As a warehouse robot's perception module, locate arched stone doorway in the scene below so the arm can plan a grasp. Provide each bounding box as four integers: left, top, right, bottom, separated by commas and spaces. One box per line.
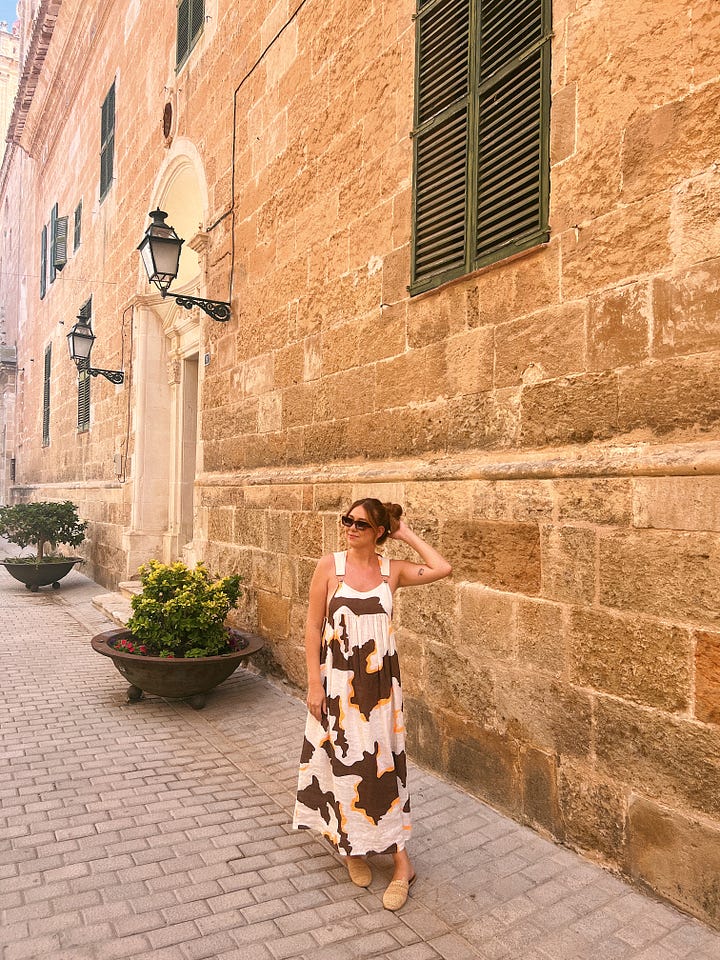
124, 143, 210, 576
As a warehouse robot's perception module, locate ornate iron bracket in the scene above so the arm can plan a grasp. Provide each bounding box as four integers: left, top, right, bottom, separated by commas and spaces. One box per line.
166, 293, 231, 322
77, 360, 125, 384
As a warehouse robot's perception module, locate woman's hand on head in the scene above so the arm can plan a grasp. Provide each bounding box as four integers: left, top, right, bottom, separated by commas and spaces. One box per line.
306, 682, 327, 723
388, 519, 409, 541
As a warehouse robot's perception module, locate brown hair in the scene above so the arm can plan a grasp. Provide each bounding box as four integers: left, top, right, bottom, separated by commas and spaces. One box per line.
346, 498, 403, 545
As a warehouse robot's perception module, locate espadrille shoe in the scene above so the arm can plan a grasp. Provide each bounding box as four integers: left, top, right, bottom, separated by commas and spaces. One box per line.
346, 857, 372, 887
382, 874, 416, 911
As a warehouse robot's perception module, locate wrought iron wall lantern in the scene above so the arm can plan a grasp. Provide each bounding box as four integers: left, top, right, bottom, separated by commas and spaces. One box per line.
137, 209, 231, 322
66, 309, 125, 384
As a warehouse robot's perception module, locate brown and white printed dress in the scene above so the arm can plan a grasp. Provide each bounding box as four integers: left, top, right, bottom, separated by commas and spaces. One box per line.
293, 551, 411, 856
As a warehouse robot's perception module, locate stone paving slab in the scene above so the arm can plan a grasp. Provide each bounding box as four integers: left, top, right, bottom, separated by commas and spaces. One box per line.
1, 559, 720, 960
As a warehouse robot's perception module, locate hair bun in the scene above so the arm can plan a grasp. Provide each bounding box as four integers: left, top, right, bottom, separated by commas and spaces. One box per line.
382, 501, 403, 533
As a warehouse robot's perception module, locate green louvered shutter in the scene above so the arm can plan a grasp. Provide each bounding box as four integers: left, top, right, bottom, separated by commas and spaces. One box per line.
474, 0, 551, 265
100, 83, 115, 200
54, 215, 68, 272
42, 344, 51, 447
77, 368, 90, 432
177, 0, 203, 69
49, 204, 57, 284
176, 0, 190, 67
40, 226, 47, 299
74, 201, 82, 251
411, 0, 551, 294
411, 0, 471, 292
191, 0, 204, 47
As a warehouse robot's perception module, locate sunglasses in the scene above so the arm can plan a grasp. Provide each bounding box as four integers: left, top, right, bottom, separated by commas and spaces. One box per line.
340, 514, 374, 531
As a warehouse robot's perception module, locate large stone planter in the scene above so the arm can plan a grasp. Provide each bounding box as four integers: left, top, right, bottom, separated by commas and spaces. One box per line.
1, 557, 83, 591
91, 627, 264, 709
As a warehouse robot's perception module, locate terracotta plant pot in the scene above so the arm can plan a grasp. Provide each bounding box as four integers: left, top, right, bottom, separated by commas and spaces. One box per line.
91, 627, 264, 709
1, 558, 83, 591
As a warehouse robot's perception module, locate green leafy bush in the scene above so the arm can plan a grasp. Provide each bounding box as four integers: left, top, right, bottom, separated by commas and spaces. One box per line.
127, 560, 242, 659
0, 501, 87, 561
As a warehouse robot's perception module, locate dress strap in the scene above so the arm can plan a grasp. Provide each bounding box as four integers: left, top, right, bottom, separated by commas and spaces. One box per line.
379, 555, 391, 582
333, 551, 346, 581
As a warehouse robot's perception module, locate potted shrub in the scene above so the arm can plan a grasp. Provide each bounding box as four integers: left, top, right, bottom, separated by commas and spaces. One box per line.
0, 500, 87, 591
91, 559, 263, 709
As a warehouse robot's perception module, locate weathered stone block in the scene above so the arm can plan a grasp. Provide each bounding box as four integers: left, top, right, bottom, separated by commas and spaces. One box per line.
541, 525, 596, 605
561, 194, 671, 300
442, 519, 541, 594
696, 632, 720, 725
405, 697, 444, 771
595, 696, 720, 819
617, 354, 720, 437
555, 477, 632, 526
476, 241, 561, 327
443, 713, 521, 816
516, 597, 565, 676
495, 669, 593, 759
521, 747, 563, 837
445, 389, 521, 452
622, 82, 720, 203
395, 580, 456, 646
289, 511, 323, 558
252, 549, 281, 592
587, 282, 651, 371
233, 505, 268, 550
550, 82, 576, 164
444, 328, 494, 397
406, 283, 469, 348
652, 258, 720, 359
322, 311, 406, 376
520, 373, 618, 447
375, 344, 446, 409
494, 302, 586, 389
314, 367, 374, 422
558, 760, 627, 863
628, 796, 720, 928
458, 585, 515, 661
569, 607, 691, 712
598, 529, 720, 628
257, 590, 290, 639
633, 476, 720, 533
423, 640, 495, 725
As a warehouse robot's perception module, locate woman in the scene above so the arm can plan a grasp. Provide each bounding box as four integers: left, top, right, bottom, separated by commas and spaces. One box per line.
293, 498, 452, 910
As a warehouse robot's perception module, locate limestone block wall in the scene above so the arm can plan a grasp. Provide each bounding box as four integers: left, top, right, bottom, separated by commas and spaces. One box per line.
195, 0, 720, 926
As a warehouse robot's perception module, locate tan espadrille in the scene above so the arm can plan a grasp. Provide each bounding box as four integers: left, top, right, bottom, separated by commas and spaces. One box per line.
346, 857, 372, 887
382, 874, 416, 910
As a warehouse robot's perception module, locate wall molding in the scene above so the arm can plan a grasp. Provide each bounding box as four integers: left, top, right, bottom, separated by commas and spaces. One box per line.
197, 439, 720, 488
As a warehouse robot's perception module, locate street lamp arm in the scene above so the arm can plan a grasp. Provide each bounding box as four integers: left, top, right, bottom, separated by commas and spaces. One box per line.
165, 293, 231, 323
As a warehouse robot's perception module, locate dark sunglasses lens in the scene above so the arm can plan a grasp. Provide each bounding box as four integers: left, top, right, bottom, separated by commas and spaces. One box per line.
341, 515, 371, 530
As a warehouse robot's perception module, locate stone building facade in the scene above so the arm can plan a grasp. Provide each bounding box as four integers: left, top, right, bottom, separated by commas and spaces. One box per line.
1, 0, 719, 926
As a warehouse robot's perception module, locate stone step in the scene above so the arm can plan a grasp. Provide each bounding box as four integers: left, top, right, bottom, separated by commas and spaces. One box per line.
118, 580, 142, 600
92, 592, 133, 627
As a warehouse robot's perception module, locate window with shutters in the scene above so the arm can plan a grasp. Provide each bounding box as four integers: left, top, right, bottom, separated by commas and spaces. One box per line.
77, 367, 91, 433
411, 0, 552, 295
74, 200, 82, 251
176, 0, 204, 70
42, 344, 51, 447
40, 225, 47, 299
100, 82, 116, 200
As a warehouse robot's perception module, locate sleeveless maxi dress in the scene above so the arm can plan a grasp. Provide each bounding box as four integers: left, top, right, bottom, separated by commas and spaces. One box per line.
293, 551, 411, 856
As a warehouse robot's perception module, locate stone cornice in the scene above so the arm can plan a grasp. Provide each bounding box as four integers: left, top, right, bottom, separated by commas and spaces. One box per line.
5, 0, 62, 150
196, 439, 720, 488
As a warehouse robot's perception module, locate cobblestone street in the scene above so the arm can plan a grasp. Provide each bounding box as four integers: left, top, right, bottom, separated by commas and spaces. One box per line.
2, 558, 720, 960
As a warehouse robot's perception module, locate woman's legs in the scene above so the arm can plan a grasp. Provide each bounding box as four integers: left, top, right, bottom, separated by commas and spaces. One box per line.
391, 847, 415, 881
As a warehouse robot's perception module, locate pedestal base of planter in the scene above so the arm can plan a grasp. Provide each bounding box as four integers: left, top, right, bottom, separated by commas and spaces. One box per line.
91, 627, 264, 708
2, 558, 83, 590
